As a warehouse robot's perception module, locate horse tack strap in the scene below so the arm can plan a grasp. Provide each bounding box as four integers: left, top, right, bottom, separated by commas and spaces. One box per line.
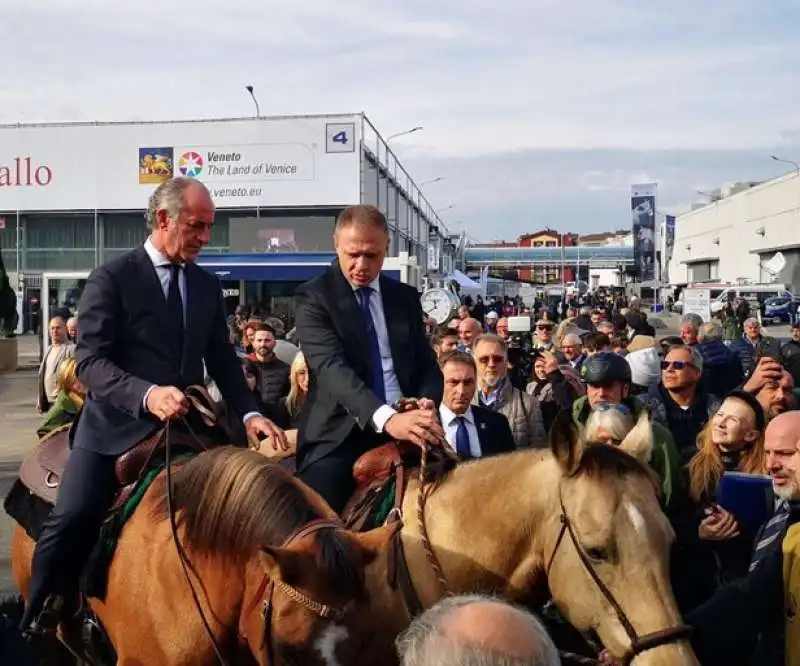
387, 528, 424, 618
284, 519, 341, 545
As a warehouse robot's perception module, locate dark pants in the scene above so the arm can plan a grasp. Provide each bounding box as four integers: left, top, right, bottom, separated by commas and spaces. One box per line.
296, 447, 364, 515
22, 447, 118, 627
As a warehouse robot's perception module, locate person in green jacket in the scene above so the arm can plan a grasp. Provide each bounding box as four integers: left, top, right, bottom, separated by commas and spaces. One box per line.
37, 355, 84, 439
570, 352, 683, 507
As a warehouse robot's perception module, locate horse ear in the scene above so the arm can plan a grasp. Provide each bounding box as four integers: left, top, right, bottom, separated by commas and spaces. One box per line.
549, 409, 584, 474
259, 546, 303, 583
351, 524, 402, 566
618, 409, 654, 463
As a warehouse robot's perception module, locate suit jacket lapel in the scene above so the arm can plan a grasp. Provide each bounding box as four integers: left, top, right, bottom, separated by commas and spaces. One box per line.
182, 264, 203, 372
472, 408, 488, 456
134, 245, 181, 364
329, 261, 369, 353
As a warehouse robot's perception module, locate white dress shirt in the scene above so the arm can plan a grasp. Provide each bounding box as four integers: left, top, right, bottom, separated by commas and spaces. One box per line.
142, 238, 258, 423
351, 277, 403, 432
439, 403, 482, 458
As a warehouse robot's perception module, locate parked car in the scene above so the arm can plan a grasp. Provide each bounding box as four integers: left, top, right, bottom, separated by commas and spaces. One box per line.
763, 295, 799, 324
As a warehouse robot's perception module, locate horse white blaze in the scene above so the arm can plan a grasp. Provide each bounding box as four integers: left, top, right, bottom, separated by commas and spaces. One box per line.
624, 501, 646, 535
314, 624, 348, 666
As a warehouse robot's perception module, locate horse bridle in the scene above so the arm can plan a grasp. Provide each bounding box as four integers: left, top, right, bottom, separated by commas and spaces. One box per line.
247, 520, 349, 666
545, 484, 692, 665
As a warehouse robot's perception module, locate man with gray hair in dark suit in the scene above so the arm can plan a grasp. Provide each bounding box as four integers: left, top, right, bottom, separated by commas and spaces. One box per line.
396, 594, 560, 666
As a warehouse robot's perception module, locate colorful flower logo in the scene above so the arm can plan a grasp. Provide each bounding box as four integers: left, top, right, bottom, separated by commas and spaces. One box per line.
178, 151, 203, 177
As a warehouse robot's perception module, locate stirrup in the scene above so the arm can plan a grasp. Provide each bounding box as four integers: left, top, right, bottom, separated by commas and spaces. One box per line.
22, 595, 63, 639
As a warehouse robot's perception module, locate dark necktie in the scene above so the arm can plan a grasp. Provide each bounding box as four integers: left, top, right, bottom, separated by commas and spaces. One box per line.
749, 501, 790, 572
455, 416, 472, 460
357, 287, 386, 402
167, 263, 184, 356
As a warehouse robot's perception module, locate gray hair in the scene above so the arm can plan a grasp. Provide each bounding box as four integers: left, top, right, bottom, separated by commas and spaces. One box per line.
585, 407, 635, 443
396, 594, 559, 666
681, 313, 703, 329
665, 344, 705, 374
475, 333, 508, 355
744, 317, 760, 327
697, 321, 723, 342
596, 321, 614, 334
579, 306, 592, 316
145, 176, 207, 230
561, 333, 582, 347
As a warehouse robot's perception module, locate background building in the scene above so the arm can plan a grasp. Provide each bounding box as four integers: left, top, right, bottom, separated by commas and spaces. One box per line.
667, 172, 800, 290
0, 114, 456, 324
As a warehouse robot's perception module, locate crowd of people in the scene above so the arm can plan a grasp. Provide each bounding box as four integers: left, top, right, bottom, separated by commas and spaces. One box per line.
23, 187, 800, 665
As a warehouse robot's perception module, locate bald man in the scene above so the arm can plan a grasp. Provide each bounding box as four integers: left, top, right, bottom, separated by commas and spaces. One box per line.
457, 318, 482, 354
688, 411, 800, 666
396, 594, 559, 666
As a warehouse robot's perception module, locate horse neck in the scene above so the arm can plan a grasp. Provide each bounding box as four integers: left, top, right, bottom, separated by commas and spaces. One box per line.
400, 450, 560, 606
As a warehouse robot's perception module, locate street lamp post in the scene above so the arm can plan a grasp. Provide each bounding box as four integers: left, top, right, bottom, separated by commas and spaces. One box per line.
420, 177, 443, 187
245, 85, 261, 118
386, 126, 423, 143
770, 155, 800, 173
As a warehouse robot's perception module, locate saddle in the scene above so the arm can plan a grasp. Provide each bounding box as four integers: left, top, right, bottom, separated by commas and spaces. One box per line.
18, 385, 222, 510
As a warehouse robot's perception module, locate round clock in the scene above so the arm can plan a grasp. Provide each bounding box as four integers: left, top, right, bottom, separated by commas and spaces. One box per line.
420, 287, 459, 324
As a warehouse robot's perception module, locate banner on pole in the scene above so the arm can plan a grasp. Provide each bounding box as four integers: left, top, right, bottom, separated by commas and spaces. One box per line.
631, 184, 657, 282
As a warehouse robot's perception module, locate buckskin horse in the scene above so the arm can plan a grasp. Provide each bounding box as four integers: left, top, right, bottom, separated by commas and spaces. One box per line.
10, 441, 396, 665
333, 408, 700, 666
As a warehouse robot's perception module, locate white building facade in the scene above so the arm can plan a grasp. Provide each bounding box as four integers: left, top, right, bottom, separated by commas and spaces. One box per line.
667, 172, 800, 290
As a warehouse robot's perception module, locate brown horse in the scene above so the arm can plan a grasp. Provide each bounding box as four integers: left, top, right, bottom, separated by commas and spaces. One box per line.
336, 410, 700, 665
12, 447, 395, 665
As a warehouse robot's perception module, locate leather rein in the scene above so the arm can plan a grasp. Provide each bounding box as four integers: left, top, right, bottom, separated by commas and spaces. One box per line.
163, 412, 348, 666
545, 483, 692, 665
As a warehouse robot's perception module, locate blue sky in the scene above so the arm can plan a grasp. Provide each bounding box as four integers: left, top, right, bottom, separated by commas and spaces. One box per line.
1, 0, 799, 240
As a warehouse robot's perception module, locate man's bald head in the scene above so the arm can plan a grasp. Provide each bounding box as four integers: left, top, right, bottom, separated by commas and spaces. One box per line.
396, 595, 559, 666
765, 411, 800, 500
458, 318, 482, 349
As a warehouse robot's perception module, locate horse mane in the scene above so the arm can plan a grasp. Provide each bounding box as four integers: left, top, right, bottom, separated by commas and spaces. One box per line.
570, 443, 660, 493
151, 447, 363, 596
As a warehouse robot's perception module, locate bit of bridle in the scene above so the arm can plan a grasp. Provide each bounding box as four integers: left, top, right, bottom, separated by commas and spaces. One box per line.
545, 484, 692, 665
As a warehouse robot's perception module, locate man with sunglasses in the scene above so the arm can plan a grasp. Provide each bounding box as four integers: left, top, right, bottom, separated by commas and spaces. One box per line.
641, 345, 722, 457
472, 333, 547, 449
572, 352, 682, 506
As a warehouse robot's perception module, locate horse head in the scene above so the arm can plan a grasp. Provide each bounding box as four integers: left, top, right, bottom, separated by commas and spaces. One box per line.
546, 410, 698, 665
240, 522, 399, 666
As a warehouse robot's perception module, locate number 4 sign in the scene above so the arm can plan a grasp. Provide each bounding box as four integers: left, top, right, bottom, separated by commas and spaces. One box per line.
326, 122, 356, 153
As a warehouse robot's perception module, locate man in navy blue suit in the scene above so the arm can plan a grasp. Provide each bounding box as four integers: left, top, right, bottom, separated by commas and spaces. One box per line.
21, 177, 286, 634
437, 351, 516, 459
294, 205, 444, 513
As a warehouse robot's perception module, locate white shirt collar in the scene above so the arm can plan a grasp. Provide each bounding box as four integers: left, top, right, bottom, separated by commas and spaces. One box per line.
348, 275, 381, 294
440, 403, 474, 426
144, 237, 184, 268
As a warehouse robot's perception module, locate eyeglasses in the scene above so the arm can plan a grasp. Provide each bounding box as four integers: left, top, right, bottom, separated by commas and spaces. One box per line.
593, 402, 632, 415
477, 354, 505, 365
660, 360, 695, 371
537, 325, 553, 331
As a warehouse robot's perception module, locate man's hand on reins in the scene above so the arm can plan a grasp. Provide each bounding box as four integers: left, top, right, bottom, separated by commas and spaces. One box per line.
146, 386, 190, 421
385, 407, 445, 449
246, 415, 289, 453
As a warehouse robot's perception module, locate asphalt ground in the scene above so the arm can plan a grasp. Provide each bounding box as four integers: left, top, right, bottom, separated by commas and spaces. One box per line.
1, 315, 794, 596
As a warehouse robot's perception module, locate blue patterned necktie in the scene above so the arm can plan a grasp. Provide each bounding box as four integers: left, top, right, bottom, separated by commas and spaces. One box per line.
455, 416, 472, 460
357, 287, 386, 402
749, 500, 790, 571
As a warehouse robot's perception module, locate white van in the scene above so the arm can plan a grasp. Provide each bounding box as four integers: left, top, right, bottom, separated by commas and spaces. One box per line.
712, 284, 792, 308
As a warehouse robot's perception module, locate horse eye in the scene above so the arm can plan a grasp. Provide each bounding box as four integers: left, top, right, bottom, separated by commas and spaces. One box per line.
585, 547, 607, 561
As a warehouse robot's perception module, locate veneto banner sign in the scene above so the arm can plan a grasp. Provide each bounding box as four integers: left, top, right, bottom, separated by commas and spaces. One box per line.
0, 115, 361, 211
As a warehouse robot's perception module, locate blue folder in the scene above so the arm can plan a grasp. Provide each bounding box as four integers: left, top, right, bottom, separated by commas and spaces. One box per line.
715, 471, 773, 533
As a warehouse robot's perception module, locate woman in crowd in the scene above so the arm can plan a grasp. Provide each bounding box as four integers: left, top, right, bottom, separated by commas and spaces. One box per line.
675, 391, 768, 609
270, 351, 309, 430
37, 356, 85, 439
